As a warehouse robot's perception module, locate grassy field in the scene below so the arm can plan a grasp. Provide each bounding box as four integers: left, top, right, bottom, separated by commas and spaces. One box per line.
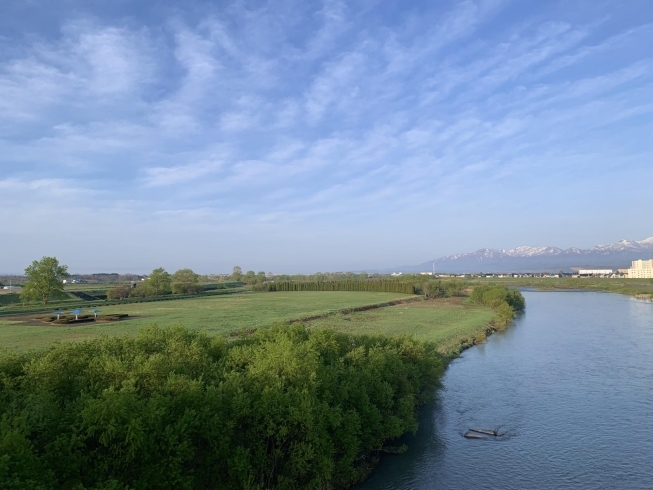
0, 291, 415, 352
304, 297, 495, 355
468, 276, 653, 297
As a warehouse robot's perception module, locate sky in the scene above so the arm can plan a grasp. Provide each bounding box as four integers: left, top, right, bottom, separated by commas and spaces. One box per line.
1, 0, 653, 274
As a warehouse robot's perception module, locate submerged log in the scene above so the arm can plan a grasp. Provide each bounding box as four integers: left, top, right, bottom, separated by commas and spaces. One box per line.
469, 426, 505, 437
464, 431, 485, 439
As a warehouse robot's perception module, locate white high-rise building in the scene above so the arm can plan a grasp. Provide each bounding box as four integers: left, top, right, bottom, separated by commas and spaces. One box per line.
628, 259, 653, 279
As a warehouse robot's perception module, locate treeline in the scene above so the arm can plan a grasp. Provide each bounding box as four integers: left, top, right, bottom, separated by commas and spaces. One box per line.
0, 325, 443, 489
107, 268, 204, 300
262, 279, 416, 294
470, 285, 526, 327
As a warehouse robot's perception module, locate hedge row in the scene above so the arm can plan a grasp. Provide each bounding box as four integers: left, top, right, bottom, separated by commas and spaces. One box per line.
263, 280, 416, 294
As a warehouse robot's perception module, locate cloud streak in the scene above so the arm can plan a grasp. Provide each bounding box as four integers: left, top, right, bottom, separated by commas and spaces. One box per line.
2, 0, 653, 272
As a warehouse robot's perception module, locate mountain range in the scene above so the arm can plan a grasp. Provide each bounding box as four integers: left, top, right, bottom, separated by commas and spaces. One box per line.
400, 237, 653, 273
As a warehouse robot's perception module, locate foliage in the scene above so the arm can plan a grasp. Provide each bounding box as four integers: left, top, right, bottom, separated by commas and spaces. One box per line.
470, 285, 525, 328
0, 325, 443, 489
171, 269, 202, 295
231, 266, 243, 282
20, 257, 69, 305
265, 280, 415, 294
0, 294, 22, 307
106, 284, 133, 300
146, 268, 172, 295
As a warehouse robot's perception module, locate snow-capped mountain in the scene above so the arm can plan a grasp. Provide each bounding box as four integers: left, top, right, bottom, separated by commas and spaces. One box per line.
406, 237, 653, 273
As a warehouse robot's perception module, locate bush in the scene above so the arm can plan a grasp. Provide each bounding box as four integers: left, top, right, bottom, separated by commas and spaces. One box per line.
0, 325, 443, 489
470, 285, 525, 328
170, 283, 203, 295
106, 284, 133, 300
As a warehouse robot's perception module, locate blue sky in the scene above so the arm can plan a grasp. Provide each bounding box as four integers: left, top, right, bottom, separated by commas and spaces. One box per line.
2, 0, 653, 274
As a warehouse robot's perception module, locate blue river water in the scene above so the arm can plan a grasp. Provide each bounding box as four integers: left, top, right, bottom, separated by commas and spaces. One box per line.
357, 291, 653, 490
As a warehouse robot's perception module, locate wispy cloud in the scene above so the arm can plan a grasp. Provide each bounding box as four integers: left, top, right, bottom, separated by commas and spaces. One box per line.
2, 0, 653, 272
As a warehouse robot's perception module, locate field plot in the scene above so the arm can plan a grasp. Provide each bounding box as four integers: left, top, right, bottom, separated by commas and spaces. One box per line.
0, 291, 411, 352
305, 297, 495, 354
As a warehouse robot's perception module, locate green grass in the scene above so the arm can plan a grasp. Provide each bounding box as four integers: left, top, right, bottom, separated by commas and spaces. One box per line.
305, 297, 495, 355
0, 291, 412, 352
469, 277, 653, 297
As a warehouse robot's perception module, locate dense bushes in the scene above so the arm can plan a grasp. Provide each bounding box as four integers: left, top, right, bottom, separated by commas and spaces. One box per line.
0, 325, 443, 489
0, 294, 21, 307
264, 280, 415, 294
470, 285, 525, 327
422, 279, 466, 299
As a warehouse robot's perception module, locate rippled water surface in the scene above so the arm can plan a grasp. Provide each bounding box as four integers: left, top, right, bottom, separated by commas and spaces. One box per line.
357, 291, 653, 490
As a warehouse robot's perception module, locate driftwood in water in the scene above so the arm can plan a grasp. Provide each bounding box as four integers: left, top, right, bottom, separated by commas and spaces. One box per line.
469, 426, 506, 437
464, 431, 485, 439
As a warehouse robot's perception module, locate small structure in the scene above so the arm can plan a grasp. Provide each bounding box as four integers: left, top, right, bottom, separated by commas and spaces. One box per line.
54, 310, 64, 320
71, 309, 82, 320
90, 309, 101, 319
578, 269, 613, 277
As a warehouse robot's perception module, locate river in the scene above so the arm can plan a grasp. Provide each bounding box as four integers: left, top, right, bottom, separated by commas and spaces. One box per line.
357, 291, 653, 489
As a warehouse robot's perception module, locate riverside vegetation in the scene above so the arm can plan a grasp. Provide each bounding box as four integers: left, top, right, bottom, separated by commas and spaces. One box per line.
0, 280, 523, 489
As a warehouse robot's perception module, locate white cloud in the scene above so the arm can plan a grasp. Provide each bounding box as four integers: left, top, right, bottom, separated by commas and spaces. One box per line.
2, 0, 653, 272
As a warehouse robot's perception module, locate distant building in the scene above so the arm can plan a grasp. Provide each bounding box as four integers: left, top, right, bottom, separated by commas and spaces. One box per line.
578, 269, 613, 276
627, 259, 653, 279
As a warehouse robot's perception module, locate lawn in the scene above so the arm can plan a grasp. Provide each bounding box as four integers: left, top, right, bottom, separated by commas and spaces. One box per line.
0, 291, 412, 352
305, 297, 495, 354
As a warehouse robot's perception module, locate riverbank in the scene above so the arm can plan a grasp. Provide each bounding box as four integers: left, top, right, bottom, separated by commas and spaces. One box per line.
356, 290, 653, 490
470, 276, 653, 299
303, 297, 496, 357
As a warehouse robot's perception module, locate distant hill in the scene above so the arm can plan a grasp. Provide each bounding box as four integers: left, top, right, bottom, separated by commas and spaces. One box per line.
398, 237, 653, 273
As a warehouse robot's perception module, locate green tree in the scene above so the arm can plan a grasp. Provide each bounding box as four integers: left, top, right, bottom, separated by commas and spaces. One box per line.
20, 257, 69, 304
171, 268, 201, 294
107, 284, 133, 300
243, 270, 256, 284
231, 266, 243, 282
145, 268, 171, 295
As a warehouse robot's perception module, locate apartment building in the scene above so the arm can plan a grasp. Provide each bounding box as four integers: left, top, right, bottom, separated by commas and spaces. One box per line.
628, 259, 653, 279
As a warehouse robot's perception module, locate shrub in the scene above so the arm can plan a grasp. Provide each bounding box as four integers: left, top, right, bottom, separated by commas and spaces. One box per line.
0, 325, 443, 489
106, 284, 133, 300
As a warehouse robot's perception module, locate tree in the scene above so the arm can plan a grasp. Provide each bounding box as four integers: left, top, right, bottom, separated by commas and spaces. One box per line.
145, 268, 172, 295
107, 284, 133, 300
21, 257, 69, 304
231, 266, 243, 282
171, 268, 201, 294
244, 270, 256, 284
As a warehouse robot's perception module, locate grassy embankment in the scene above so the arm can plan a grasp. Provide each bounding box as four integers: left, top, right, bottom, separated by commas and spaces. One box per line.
0, 290, 502, 356
304, 297, 495, 356
470, 276, 653, 298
